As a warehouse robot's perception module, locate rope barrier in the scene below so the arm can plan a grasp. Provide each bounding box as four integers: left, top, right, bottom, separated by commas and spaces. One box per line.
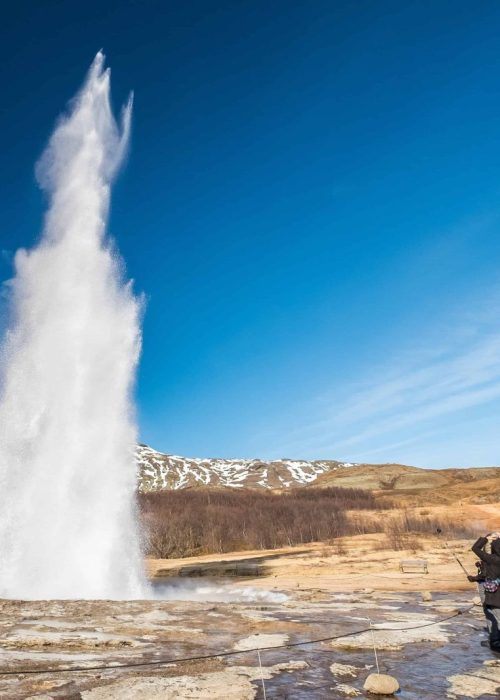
0, 604, 474, 677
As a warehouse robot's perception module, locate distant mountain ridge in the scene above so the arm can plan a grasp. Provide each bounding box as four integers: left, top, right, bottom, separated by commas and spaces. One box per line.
136, 444, 500, 504
136, 444, 356, 491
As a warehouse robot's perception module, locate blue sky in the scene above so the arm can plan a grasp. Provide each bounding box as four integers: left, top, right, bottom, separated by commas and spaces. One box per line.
2, 1, 500, 467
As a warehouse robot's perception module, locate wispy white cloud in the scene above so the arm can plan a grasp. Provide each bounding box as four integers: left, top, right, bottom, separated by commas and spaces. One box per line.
268, 287, 500, 467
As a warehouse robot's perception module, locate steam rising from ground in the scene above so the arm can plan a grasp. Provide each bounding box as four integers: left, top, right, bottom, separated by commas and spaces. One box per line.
0, 53, 146, 599
152, 580, 288, 603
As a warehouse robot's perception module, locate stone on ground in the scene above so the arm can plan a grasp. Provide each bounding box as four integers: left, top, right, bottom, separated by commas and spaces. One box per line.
363, 673, 400, 695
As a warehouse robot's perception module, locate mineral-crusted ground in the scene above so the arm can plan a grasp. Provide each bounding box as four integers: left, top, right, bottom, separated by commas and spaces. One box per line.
0, 586, 497, 699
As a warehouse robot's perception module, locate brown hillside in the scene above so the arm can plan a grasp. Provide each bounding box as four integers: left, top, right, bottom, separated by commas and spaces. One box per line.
313, 463, 500, 504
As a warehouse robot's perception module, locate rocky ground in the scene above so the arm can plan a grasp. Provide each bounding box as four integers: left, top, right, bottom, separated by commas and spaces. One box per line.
0, 586, 497, 699
2, 529, 500, 699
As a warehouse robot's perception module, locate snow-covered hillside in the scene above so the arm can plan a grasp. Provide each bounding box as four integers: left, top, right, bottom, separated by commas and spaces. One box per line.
136, 444, 356, 491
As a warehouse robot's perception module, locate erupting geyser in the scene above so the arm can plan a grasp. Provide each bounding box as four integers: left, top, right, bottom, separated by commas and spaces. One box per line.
0, 53, 147, 598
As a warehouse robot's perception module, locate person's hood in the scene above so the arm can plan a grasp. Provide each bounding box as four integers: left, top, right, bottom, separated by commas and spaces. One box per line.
491, 538, 500, 556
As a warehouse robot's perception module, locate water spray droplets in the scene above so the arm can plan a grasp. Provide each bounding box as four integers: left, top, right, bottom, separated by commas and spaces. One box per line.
0, 53, 146, 599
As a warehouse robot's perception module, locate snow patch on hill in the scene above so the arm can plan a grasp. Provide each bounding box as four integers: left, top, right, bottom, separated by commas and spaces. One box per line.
136, 445, 356, 491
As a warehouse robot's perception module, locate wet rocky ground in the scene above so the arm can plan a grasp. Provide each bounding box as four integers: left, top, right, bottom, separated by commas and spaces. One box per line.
0, 584, 498, 699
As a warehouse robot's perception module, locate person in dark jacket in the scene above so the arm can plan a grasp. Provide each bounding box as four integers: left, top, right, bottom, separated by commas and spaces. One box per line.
471, 536, 500, 652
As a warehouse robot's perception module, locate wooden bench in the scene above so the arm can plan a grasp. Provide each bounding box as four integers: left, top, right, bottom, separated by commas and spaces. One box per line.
399, 559, 428, 574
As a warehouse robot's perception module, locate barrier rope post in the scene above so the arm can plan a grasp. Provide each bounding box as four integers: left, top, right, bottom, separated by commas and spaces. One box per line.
368, 618, 380, 674
257, 649, 267, 700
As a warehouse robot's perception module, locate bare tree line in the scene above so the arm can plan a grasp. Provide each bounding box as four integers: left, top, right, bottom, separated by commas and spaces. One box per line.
139, 486, 381, 558
138, 486, 479, 559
